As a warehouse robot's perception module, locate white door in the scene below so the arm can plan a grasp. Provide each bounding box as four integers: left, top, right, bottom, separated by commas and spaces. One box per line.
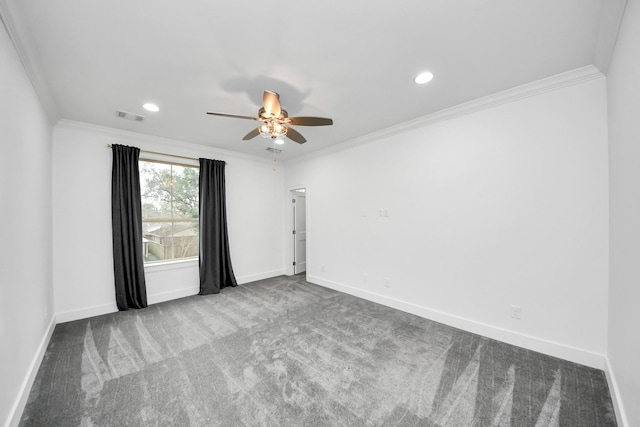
293, 191, 306, 274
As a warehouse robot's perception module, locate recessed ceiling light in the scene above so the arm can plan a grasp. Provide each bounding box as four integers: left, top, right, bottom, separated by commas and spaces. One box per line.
274, 138, 285, 145
414, 71, 434, 85
143, 103, 159, 112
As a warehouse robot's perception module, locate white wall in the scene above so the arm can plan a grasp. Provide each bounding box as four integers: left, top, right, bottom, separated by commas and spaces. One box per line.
285, 75, 609, 367
53, 121, 286, 322
607, 0, 640, 425
0, 22, 54, 427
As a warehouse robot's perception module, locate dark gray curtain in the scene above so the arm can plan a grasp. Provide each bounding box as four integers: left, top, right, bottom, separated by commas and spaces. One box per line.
111, 144, 148, 310
199, 158, 237, 294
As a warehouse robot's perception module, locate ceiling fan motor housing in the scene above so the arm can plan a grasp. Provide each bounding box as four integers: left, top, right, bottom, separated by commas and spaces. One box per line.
259, 107, 288, 120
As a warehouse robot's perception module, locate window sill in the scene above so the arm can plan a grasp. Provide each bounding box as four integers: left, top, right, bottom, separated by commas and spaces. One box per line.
144, 258, 198, 273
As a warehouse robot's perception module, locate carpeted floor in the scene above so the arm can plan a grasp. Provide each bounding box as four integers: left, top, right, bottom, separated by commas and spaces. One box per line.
20, 275, 616, 426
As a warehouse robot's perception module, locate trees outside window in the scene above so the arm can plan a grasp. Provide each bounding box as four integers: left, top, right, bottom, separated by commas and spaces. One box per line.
139, 160, 199, 263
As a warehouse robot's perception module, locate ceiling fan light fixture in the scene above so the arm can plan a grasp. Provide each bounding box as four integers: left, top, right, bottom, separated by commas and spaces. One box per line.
259, 120, 287, 139
414, 71, 434, 85
274, 138, 285, 145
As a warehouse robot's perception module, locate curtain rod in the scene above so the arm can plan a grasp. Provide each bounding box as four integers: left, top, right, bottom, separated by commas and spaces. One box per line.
106, 144, 225, 163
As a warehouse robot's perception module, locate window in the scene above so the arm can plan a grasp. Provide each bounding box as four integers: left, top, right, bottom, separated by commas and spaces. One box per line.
139, 160, 199, 263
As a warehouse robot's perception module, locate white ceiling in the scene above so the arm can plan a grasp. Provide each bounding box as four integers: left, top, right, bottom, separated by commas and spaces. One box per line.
0, 0, 625, 160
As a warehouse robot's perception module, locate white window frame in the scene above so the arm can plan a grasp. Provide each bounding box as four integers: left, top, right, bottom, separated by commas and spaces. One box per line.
139, 158, 200, 265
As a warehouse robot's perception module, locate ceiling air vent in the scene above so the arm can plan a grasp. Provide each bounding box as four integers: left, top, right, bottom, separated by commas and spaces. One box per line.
266, 147, 282, 154
116, 110, 145, 121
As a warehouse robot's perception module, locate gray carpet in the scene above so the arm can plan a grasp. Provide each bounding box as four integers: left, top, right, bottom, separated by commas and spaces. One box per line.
20, 275, 616, 426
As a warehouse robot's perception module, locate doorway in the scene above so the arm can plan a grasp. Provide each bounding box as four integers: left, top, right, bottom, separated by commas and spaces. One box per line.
291, 188, 307, 275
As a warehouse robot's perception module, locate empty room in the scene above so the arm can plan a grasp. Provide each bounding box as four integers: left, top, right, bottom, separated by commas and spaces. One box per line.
1, 0, 638, 426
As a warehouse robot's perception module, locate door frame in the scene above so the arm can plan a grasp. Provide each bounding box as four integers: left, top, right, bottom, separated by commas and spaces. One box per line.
287, 185, 309, 276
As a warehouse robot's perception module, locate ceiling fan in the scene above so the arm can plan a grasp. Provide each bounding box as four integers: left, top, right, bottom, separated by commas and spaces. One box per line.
207, 91, 333, 144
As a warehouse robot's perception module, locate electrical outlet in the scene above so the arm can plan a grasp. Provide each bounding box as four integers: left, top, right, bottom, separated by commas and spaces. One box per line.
510, 305, 522, 320
384, 278, 391, 288
321, 265, 325, 273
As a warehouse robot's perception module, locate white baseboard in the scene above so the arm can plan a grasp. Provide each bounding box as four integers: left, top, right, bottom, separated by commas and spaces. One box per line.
147, 286, 198, 305
308, 275, 607, 370
56, 269, 286, 323
56, 302, 118, 324
603, 356, 629, 427
147, 269, 287, 300
5, 316, 55, 427
237, 268, 287, 285
56, 287, 197, 323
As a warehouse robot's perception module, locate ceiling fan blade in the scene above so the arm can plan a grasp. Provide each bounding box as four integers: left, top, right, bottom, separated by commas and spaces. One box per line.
242, 128, 261, 140
288, 116, 333, 126
286, 126, 307, 144
263, 91, 281, 117
207, 112, 261, 121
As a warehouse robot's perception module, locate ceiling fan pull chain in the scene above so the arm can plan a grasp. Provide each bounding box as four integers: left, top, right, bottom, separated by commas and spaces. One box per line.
272, 140, 277, 171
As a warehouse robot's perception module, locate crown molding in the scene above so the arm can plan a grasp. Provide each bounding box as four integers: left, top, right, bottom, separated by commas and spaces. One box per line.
58, 63, 604, 168
55, 119, 276, 165
0, 0, 60, 124
287, 65, 605, 165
